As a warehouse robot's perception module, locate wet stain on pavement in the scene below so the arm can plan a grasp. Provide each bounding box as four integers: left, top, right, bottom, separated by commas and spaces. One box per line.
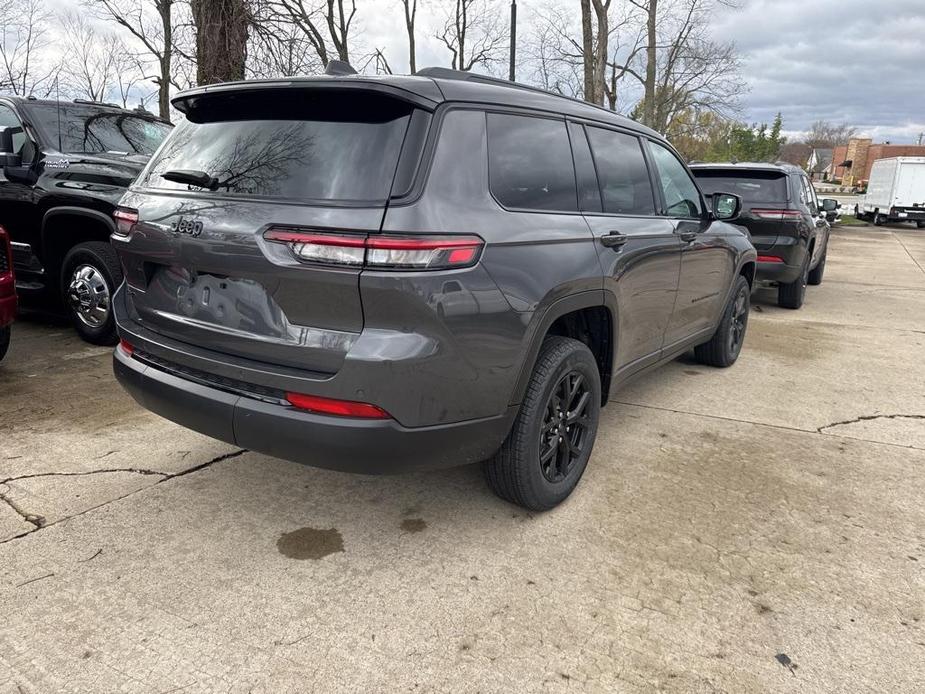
683, 370, 703, 376
276, 527, 344, 560
400, 518, 427, 533
775, 652, 798, 675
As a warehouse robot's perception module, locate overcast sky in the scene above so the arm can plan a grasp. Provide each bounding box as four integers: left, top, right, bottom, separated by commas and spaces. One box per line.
46, 0, 925, 143
706, 0, 925, 143
359, 0, 925, 144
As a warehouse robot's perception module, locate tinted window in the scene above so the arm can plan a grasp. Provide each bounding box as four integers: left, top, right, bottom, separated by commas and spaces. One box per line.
25, 104, 171, 155
692, 170, 789, 203
586, 126, 655, 215
142, 113, 410, 201
568, 123, 602, 213
0, 104, 35, 163
487, 113, 577, 211
648, 141, 703, 217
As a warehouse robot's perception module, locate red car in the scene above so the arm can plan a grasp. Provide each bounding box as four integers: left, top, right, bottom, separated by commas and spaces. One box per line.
0, 225, 15, 361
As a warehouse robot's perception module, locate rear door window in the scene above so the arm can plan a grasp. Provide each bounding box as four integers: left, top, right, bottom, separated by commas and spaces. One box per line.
486, 112, 577, 212
141, 99, 412, 202
586, 126, 655, 215
692, 170, 789, 203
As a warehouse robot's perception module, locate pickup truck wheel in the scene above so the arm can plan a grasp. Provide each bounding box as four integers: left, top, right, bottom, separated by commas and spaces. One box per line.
917, 221, 925, 229
61, 242, 123, 346
777, 253, 809, 310
485, 336, 600, 511
0, 325, 10, 362
694, 275, 750, 368
807, 247, 827, 286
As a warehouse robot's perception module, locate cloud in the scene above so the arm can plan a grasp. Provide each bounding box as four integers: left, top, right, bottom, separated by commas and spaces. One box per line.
708, 0, 925, 142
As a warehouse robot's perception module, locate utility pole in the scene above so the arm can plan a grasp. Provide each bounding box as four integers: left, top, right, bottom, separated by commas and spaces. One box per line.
508, 0, 517, 81
918, 132, 924, 146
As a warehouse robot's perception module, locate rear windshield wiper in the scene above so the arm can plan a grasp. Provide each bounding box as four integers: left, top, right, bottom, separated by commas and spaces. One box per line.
161, 169, 218, 190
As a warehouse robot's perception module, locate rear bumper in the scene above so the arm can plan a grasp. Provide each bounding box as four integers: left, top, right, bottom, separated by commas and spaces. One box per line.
752, 236, 807, 284
113, 345, 516, 474
889, 207, 925, 221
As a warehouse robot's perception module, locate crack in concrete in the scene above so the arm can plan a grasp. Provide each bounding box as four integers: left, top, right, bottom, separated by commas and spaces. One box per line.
817, 413, 925, 435
0, 449, 246, 546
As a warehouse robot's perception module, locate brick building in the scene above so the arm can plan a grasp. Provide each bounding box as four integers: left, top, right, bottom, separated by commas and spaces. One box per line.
831, 137, 925, 186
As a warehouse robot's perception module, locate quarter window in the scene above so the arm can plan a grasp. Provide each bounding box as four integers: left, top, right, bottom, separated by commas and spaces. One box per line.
487, 113, 577, 212
586, 126, 655, 215
648, 141, 702, 218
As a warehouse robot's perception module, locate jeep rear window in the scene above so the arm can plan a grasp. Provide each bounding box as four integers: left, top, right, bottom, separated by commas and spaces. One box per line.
140, 93, 413, 202
692, 170, 789, 203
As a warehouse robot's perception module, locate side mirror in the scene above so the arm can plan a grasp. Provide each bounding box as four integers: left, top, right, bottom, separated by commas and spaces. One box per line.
821, 198, 838, 212
711, 192, 741, 221
0, 127, 18, 168
0, 125, 34, 184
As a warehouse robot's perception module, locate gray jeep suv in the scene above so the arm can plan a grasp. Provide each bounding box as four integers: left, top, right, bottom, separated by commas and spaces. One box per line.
111, 69, 756, 510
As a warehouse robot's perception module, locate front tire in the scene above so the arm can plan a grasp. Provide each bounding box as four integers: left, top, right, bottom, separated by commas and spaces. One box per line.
61, 242, 123, 346
917, 221, 925, 229
485, 336, 601, 511
695, 275, 750, 368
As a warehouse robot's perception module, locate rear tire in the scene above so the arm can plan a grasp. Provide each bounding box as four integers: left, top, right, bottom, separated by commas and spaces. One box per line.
808, 247, 826, 286
917, 221, 925, 229
0, 325, 10, 362
694, 275, 750, 368
61, 242, 123, 346
778, 252, 809, 310
874, 212, 888, 226
485, 336, 601, 511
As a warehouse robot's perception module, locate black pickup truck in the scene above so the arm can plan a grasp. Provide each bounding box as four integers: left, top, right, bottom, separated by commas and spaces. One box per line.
0, 97, 171, 344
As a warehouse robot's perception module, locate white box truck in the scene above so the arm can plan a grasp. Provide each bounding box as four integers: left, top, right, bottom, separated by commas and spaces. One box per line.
856, 156, 925, 227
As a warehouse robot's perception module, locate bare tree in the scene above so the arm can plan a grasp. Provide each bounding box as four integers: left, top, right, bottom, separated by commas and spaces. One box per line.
90, 0, 184, 119
437, 0, 506, 71
59, 13, 121, 102
400, 0, 417, 73
610, 0, 742, 132
266, 0, 357, 67
579, 0, 610, 105
804, 120, 857, 148
0, 0, 56, 96
191, 0, 249, 84
247, 11, 322, 78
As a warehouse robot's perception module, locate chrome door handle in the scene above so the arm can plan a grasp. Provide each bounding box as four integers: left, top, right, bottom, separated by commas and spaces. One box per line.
600, 232, 628, 248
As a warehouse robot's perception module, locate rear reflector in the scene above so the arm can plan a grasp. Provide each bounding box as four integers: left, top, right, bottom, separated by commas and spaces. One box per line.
118, 339, 135, 356
285, 392, 391, 419
756, 255, 785, 263
113, 207, 139, 236
750, 208, 802, 221
264, 229, 484, 270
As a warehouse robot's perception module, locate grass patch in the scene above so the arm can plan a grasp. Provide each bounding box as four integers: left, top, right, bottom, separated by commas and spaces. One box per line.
838, 215, 870, 227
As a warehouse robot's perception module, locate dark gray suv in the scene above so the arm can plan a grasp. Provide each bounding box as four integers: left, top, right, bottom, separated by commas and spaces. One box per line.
111, 69, 756, 510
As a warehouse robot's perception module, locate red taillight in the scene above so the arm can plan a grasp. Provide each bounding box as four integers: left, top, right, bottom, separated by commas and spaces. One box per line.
113, 207, 139, 236
285, 392, 390, 419
750, 208, 802, 221
118, 339, 135, 356
263, 229, 484, 270
756, 255, 785, 263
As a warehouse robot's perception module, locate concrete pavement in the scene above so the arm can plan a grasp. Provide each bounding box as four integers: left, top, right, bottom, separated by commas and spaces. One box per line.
1, 226, 923, 693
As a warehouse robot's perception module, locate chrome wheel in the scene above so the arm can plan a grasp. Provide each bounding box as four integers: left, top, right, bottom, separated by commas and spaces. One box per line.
67, 264, 111, 328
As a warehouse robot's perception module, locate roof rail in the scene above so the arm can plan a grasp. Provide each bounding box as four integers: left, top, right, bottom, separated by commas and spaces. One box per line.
73, 98, 121, 109
414, 66, 642, 126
